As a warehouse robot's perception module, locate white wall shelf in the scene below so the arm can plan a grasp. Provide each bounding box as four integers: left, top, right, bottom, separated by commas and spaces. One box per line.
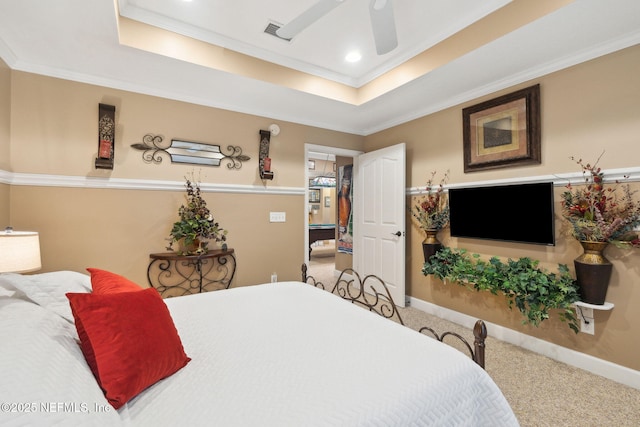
573, 302, 614, 334
574, 301, 615, 311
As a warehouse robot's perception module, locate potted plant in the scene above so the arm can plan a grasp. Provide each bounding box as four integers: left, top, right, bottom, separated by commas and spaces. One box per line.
561, 154, 640, 304
411, 170, 450, 262
167, 174, 228, 255
423, 247, 580, 332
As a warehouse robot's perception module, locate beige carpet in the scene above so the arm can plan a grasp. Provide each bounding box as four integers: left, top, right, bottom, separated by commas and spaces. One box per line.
308, 256, 640, 427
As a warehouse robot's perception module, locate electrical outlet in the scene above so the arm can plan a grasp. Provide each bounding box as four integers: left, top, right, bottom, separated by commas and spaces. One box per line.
581, 317, 595, 335
269, 212, 286, 222
578, 306, 595, 335
271, 272, 277, 283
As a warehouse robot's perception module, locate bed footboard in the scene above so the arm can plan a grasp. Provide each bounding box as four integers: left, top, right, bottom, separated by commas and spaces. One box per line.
302, 264, 404, 324
419, 320, 487, 369
301, 263, 487, 369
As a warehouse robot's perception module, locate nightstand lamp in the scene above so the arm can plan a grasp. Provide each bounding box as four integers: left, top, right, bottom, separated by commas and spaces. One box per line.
0, 227, 42, 273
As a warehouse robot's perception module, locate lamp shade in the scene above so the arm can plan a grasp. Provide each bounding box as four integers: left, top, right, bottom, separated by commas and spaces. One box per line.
310, 176, 336, 187
0, 230, 42, 273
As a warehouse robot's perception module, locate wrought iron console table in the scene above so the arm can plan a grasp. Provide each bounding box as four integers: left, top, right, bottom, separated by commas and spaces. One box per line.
147, 249, 236, 298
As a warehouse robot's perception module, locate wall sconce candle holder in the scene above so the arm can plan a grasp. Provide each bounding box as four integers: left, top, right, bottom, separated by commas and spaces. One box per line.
95, 103, 115, 170
259, 129, 274, 180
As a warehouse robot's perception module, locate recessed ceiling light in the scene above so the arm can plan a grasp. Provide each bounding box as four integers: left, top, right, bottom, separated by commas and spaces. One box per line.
345, 51, 362, 63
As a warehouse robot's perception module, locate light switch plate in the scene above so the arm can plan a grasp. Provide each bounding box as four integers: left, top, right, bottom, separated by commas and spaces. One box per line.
269, 212, 286, 222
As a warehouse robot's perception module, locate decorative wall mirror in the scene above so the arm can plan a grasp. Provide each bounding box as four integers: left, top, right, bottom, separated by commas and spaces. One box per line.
131, 134, 250, 169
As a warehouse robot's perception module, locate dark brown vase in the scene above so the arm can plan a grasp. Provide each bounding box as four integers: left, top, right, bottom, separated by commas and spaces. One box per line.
574, 241, 612, 305
422, 228, 442, 263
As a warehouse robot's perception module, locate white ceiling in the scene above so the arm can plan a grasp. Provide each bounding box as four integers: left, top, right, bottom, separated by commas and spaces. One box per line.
0, 0, 639, 135
117, 0, 511, 86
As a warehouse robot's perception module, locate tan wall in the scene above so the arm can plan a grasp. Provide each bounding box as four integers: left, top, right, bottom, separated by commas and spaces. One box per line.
318, 187, 335, 224
308, 158, 336, 225
7, 71, 364, 286
5, 43, 640, 371
366, 45, 640, 371
0, 184, 8, 229
8, 72, 363, 183
11, 186, 305, 286
0, 57, 9, 170
0, 57, 10, 226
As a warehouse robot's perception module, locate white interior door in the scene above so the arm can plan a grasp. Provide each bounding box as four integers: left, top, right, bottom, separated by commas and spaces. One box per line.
353, 143, 406, 307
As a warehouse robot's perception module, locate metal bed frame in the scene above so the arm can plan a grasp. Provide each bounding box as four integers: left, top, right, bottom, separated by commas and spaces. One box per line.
301, 264, 487, 369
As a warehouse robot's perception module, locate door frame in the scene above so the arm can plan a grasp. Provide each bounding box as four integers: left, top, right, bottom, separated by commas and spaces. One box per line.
304, 144, 363, 267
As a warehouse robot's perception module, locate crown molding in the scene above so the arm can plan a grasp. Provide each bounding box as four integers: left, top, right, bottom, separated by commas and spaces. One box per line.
364, 30, 640, 135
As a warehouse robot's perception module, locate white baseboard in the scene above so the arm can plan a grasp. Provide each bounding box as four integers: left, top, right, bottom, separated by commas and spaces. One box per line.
408, 296, 640, 390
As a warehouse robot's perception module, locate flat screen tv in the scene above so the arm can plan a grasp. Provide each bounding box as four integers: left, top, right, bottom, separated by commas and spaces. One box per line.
449, 181, 555, 246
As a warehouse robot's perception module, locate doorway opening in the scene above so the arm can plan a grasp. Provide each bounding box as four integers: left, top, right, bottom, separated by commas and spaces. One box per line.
305, 144, 362, 285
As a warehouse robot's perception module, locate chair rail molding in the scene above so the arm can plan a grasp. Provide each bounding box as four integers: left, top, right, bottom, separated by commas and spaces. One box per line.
1, 169, 301, 196
3, 166, 640, 197
407, 167, 640, 195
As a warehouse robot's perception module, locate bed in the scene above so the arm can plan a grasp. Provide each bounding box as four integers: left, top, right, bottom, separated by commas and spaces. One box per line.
0, 270, 519, 426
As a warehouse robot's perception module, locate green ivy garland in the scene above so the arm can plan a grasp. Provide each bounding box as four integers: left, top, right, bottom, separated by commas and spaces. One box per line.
422, 247, 580, 333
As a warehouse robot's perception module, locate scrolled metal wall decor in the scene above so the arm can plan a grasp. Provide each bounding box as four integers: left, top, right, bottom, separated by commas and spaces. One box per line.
130, 134, 250, 169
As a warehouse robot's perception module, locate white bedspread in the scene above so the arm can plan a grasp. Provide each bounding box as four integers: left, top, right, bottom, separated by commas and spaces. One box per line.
0, 277, 518, 426
122, 282, 519, 426
0, 297, 124, 426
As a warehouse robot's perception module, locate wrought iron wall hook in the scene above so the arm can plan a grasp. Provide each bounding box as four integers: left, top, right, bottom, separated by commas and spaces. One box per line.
131, 133, 250, 169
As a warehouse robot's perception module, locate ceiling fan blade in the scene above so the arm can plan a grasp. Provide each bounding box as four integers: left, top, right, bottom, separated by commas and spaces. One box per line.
369, 0, 398, 55
276, 0, 345, 40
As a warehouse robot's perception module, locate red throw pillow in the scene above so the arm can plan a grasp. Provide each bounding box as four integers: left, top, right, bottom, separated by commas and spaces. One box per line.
86, 268, 144, 294
66, 288, 190, 409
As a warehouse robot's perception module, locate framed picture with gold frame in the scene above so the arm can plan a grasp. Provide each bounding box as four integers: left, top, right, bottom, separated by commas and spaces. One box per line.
462, 84, 540, 173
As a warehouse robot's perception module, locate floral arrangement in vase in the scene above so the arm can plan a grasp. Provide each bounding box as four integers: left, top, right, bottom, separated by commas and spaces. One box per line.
561, 155, 640, 248
167, 173, 227, 255
411, 170, 450, 232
